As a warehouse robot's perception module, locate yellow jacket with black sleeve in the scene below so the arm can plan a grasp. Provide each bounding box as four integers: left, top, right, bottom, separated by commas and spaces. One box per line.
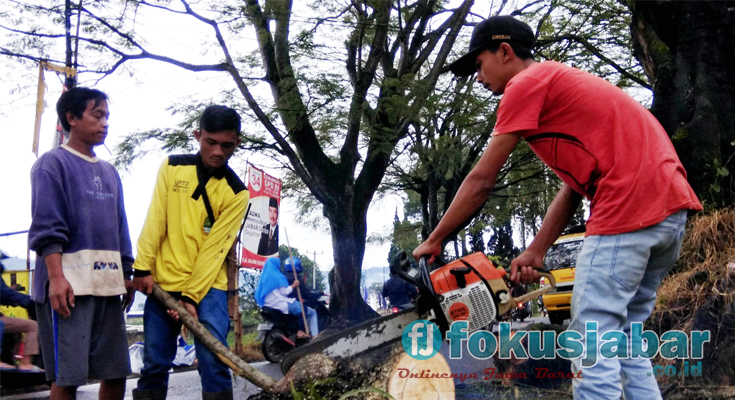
133, 154, 249, 305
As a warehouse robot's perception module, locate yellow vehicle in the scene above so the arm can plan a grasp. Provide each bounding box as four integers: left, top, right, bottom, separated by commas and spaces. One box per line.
1, 266, 31, 319
540, 230, 585, 325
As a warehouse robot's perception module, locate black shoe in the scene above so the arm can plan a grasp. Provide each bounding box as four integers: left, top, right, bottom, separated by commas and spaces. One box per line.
202, 389, 233, 400
132, 387, 168, 400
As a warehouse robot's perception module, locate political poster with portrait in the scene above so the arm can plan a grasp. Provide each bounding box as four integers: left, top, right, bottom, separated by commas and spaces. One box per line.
241, 165, 281, 269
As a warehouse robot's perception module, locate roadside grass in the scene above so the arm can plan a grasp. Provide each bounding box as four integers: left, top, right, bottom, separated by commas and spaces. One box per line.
227, 331, 264, 362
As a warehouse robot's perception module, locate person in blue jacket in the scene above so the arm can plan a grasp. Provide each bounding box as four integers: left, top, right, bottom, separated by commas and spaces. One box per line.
254, 258, 318, 338
283, 257, 323, 303
381, 265, 418, 310
0, 252, 43, 372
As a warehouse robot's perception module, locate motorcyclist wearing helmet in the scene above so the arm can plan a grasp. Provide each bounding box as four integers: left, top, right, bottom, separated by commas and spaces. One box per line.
284, 257, 324, 303
381, 265, 418, 311
255, 258, 319, 338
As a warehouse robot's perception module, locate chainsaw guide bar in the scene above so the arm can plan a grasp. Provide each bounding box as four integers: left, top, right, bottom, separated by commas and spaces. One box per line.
279, 252, 555, 375
280, 308, 421, 374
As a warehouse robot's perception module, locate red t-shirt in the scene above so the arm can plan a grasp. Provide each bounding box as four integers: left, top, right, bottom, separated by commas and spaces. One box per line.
493, 61, 701, 236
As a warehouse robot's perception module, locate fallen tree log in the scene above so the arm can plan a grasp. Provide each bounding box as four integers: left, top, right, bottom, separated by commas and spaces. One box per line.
249, 343, 455, 399
149, 285, 279, 392
150, 286, 455, 398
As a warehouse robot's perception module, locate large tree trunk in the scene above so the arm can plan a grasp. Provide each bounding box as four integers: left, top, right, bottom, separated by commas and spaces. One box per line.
243, 0, 474, 327
628, 0, 735, 207
325, 203, 378, 325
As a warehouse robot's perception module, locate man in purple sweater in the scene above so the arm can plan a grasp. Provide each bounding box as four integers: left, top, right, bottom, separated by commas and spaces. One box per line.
28, 88, 135, 400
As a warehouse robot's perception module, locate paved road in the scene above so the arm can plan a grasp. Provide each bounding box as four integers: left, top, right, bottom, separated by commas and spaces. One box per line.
4, 362, 280, 400
6, 317, 548, 400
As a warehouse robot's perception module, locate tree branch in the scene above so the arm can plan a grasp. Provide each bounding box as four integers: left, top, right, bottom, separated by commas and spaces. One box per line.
243, 0, 336, 208
537, 35, 651, 89
353, 0, 473, 219
0, 48, 65, 64
341, 0, 392, 174
139, 1, 188, 15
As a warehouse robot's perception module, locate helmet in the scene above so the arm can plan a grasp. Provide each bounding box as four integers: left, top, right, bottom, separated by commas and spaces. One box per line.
284, 257, 302, 273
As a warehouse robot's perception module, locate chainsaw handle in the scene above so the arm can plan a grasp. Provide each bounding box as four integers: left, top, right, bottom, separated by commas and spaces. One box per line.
417, 255, 450, 334
512, 271, 556, 305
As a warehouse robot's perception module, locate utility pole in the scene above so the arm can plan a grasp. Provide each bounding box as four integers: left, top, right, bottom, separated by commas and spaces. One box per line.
311, 250, 324, 290
64, 0, 75, 89
53, 0, 79, 148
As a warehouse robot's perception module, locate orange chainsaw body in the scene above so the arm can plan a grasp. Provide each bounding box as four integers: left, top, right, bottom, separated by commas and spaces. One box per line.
429, 252, 513, 332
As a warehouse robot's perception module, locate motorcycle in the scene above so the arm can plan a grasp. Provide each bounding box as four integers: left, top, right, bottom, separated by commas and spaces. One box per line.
511, 300, 530, 322
537, 296, 547, 317
257, 294, 332, 363
389, 302, 414, 313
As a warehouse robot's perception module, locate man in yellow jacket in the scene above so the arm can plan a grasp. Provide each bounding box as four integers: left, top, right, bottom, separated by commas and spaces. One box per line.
132, 105, 249, 400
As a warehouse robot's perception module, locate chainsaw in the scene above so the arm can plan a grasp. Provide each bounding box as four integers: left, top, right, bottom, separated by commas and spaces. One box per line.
279, 251, 556, 374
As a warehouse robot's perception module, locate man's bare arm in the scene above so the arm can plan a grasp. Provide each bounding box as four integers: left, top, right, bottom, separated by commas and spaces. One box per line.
45, 252, 75, 317
527, 183, 583, 255
510, 183, 583, 283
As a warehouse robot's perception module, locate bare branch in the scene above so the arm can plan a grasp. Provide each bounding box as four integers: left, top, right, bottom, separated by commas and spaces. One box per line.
537, 35, 651, 89
0, 48, 64, 64
0, 23, 64, 39
139, 0, 188, 15
243, 0, 338, 207
342, 0, 392, 172
397, 0, 474, 134
80, 6, 144, 51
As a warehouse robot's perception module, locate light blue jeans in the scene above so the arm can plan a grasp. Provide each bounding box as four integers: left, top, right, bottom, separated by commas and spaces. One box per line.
287, 301, 319, 336
569, 210, 687, 400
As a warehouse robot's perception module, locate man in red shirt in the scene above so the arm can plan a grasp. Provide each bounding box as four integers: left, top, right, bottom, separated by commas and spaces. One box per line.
413, 15, 701, 400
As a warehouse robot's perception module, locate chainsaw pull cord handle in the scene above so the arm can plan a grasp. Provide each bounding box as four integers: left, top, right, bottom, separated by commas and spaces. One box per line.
512, 271, 557, 305
449, 267, 471, 288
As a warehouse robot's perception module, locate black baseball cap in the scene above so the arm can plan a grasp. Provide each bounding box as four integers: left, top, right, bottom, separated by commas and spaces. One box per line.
447, 16, 535, 77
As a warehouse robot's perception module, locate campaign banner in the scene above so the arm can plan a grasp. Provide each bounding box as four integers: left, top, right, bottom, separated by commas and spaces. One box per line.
241, 165, 281, 269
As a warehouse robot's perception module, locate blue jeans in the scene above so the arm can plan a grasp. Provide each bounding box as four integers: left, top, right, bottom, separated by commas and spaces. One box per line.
137, 288, 231, 393
287, 301, 318, 336
569, 210, 687, 400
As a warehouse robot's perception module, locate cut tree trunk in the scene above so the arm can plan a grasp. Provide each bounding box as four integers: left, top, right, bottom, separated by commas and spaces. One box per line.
343, 345, 455, 400
385, 351, 455, 399
251, 344, 455, 400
